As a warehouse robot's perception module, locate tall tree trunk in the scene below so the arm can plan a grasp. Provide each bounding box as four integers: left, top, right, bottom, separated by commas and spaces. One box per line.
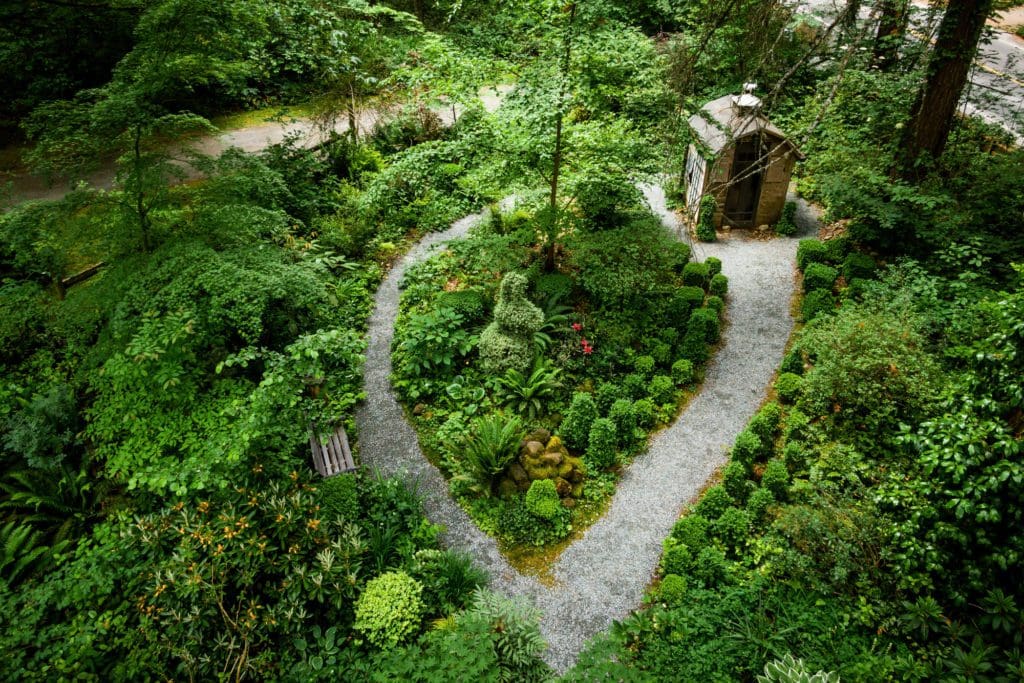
544, 2, 577, 273
872, 0, 909, 70
898, 0, 993, 178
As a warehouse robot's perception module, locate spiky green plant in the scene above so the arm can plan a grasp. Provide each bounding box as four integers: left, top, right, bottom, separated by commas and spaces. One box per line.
455, 414, 524, 497
494, 359, 562, 420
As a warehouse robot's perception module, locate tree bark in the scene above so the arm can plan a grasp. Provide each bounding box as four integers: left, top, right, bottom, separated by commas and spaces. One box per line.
545, 2, 577, 273
898, 0, 994, 178
872, 0, 909, 71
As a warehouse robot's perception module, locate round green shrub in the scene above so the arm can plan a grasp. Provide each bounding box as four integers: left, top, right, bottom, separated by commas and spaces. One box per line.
782, 441, 808, 473
560, 392, 599, 451
661, 537, 694, 576
608, 399, 637, 447
525, 479, 562, 520
692, 546, 730, 588
354, 571, 425, 649
709, 273, 729, 297
705, 257, 722, 276
498, 496, 569, 546
622, 373, 649, 401
711, 506, 751, 550
688, 307, 721, 344
760, 459, 790, 500
650, 340, 673, 365
436, 289, 487, 323
697, 195, 717, 242
780, 348, 804, 376
776, 201, 798, 236
671, 241, 693, 269
658, 574, 688, 605
694, 484, 731, 520
586, 418, 618, 469
480, 272, 544, 374
731, 430, 763, 466
796, 239, 828, 271
775, 372, 803, 404
823, 236, 850, 263
535, 273, 574, 302
673, 286, 706, 319
705, 295, 724, 315
801, 289, 835, 322
594, 382, 620, 414
632, 398, 656, 428
803, 263, 839, 293
783, 408, 812, 444
633, 355, 656, 377
749, 402, 782, 446
842, 252, 876, 281
722, 460, 751, 503
319, 473, 360, 522
682, 261, 710, 288
671, 514, 710, 553
649, 374, 676, 405
746, 486, 775, 524
677, 328, 710, 364
671, 359, 695, 386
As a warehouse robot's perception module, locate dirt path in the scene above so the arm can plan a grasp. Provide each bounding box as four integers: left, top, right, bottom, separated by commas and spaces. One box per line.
354, 186, 816, 672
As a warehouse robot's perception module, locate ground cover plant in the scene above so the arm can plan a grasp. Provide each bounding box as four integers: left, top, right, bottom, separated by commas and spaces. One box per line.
391, 197, 728, 550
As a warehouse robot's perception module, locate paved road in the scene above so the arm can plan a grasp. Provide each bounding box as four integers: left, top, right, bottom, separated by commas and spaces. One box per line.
798, 0, 1024, 141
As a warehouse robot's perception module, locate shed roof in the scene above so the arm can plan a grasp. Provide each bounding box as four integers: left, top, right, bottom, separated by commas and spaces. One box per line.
688, 93, 801, 157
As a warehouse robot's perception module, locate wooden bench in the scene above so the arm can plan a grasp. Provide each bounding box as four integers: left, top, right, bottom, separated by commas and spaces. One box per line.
309, 423, 357, 477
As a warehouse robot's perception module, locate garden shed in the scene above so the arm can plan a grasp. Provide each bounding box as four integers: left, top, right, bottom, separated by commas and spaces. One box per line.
684, 85, 802, 229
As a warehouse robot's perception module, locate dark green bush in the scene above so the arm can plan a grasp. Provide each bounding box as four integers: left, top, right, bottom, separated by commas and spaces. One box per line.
776, 201, 798, 236
775, 372, 803, 404
746, 487, 775, 524
319, 474, 360, 521
682, 261, 710, 288
633, 355, 656, 377
671, 514, 711, 553
525, 479, 562, 520
801, 289, 835, 322
436, 289, 487, 323
695, 484, 731, 520
594, 382, 620, 414
608, 399, 637, 447
760, 459, 790, 500
677, 327, 709, 364
711, 506, 751, 551
796, 239, 828, 271
783, 409, 812, 444
705, 257, 722, 276
650, 340, 672, 366
722, 460, 751, 503
709, 273, 729, 297
586, 418, 618, 469
749, 402, 782, 446
842, 252, 876, 281
689, 307, 720, 344
661, 537, 694, 576
731, 430, 763, 466
671, 241, 693, 270
697, 195, 717, 242
498, 497, 570, 546
632, 398, 656, 428
534, 273, 574, 302
560, 392, 599, 451
803, 263, 838, 293
823, 236, 850, 263
705, 295, 724, 315
782, 441, 808, 473
671, 359, 695, 386
621, 373, 648, 401
649, 374, 676, 405
780, 348, 805, 376
668, 286, 706, 329
658, 574, 688, 605
692, 546, 730, 588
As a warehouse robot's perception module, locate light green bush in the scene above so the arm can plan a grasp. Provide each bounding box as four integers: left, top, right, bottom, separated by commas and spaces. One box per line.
319, 474, 359, 521
803, 263, 838, 293
661, 537, 694, 576
775, 372, 803, 404
746, 486, 775, 524
649, 374, 676, 405
479, 272, 544, 375
796, 239, 828, 270
658, 574, 688, 606
705, 256, 722, 276
760, 459, 790, 500
731, 429, 763, 466
525, 479, 561, 520
711, 506, 751, 550
722, 460, 751, 503
354, 571, 425, 649
671, 359, 695, 386
671, 514, 711, 553
695, 484, 731, 520
608, 399, 637, 447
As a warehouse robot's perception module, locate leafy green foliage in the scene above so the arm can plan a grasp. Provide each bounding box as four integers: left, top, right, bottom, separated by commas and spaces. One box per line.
775, 373, 803, 405
560, 392, 599, 451
671, 359, 695, 386
803, 263, 838, 293
796, 240, 828, 271
456, 414, 524, 498
695, 485, 731, 521
525, 479, 562, 521
801, 289, 835, 322
697, 195, 717, 242
480, 273, 544, 375
760, 460, 790, 501
355, 571, 426, 649
494, 359, 562, 420
586, 418, 617, 469
709, 273, 729, 297
775, 202, 798, 236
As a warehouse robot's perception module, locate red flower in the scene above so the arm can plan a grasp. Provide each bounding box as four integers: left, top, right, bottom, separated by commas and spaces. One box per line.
583, 345, 593, 355
571, 322, 582, 332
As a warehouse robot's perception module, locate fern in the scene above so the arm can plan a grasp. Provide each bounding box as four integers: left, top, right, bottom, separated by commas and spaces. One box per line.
0, 521, 55, 586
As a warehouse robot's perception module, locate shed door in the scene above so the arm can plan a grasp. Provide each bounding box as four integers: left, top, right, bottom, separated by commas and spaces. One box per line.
724, 136, 764, 228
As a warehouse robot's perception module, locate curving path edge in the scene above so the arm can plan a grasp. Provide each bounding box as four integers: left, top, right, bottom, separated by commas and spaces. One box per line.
355, 186, 817, 672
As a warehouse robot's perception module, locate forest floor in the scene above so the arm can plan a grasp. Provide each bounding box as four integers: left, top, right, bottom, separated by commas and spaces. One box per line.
355, 186, 819, 672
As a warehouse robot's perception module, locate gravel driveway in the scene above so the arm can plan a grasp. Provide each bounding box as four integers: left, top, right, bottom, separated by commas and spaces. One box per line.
355, 185, 816, 672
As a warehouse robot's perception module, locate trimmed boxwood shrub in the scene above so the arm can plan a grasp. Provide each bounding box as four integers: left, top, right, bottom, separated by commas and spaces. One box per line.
803, 263, 838, 293
760, 459, 790, 500
651, 340, 673, 365
671, 514, 711, 553
783, 408, 812, 445
594, 382, 620, 413
689, 307, 721, 344
682, 261, 710, 288
711, 506, 751, 550
796, 239, 828, 270
801, 289, 835, 321
649, 374, 676, 405
749, 402, 782, 446
678, 327, 709, 364
692, 546, 730, 588
783, 441, 808, 473
705, 257, 722, 276
775, 372, 803, 404
622, 373, 649, 401
659, 574, 688, 605
842, 252, 876, 281
632, 398, 656, 428
780, 348, 804, 376
525, 479, 562, 520
824, 236, 850, 263
633, 355, 656, 377
709, 273, 729, 297
731, 429, 763, 466
436, 288, 488, 323
746, 486, 775, 524
776, 201, 797, 236
560, 392, 598, 451
661, 537, 694, 576
608, 399, 637, 447
694, 484, 731, 520
671, 358, 695, 386
722, 460, 751, 503
586, 418, 618, 469
669, 286, 706, 328
705, 295, 724, 315
354, 571, 426, 649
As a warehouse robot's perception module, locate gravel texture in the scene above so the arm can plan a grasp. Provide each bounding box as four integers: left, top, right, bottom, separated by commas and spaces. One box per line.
355, 186, 817, 673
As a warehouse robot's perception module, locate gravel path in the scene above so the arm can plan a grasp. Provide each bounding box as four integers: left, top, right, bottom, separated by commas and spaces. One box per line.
355, 186, 817, 673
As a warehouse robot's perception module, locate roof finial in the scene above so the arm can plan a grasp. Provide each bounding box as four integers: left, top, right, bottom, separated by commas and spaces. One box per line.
733, 83, 761, 112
